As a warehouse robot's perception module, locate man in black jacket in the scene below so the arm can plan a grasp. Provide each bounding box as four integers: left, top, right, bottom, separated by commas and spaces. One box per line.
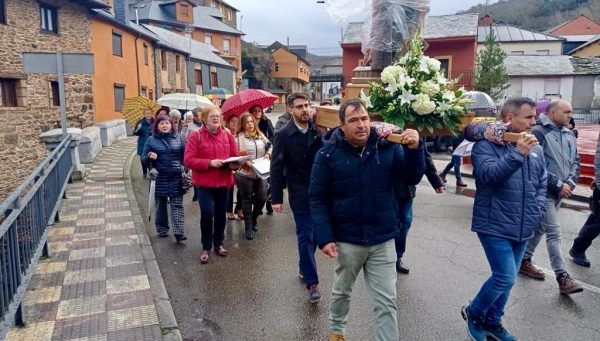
270, 93, 324, 303
394, 147, 445, 274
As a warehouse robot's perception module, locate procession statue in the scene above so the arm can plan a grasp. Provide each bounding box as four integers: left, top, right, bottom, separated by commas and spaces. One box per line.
325, 0, 430, 70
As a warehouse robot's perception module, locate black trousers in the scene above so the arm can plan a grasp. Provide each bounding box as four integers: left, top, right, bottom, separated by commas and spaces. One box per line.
573, 212, 600, 252
235, 174, 268, 227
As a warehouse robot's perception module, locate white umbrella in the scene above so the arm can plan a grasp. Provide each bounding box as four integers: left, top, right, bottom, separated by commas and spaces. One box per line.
452, 139, 475, 157
465, 91, 496, 110
147, 168, 159, 222
157, 93, 212, 110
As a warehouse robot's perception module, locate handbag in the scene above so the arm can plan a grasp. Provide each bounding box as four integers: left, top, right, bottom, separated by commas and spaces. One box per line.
179, 135, 192, 191
181, 166, 192, 191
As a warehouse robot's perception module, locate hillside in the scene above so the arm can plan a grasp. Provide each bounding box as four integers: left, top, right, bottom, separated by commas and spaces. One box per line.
459, 0, 600, 32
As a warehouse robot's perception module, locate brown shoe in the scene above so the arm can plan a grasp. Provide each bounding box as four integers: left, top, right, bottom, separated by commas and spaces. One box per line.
328, 333, 346, 341
557, 273, 583, 295
519, 260, 545, 280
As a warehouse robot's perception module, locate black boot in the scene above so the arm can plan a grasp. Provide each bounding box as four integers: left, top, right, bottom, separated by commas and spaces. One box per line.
245, 224, 254, 240
251, 212, 259, 232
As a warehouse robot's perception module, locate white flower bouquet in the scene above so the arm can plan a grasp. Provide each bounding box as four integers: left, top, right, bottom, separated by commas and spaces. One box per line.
362, 34, 472, 135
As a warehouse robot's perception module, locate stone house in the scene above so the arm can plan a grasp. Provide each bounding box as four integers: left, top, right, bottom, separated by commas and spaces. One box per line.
0, 0, 108, 202
130, 0, 243, 92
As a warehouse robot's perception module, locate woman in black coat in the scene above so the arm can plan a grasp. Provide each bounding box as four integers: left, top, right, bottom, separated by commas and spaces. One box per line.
249, 104, 274, 214
141, 114, 187, 242
134, 109, 154, 178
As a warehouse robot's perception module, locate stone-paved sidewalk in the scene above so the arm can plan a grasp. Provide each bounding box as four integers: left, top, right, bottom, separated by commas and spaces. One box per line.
7, 138, 181, 341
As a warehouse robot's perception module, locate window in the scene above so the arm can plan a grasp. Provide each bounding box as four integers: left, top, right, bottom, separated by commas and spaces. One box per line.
508, 79, 523, 97
544, 78, 561, 96
161, 50, 167, 70
195, 69, 202, 85
180, 4, 189, 16
50, 81, 59, 107
510, 51, 524, 55
143, 44, 148, 65
438, 58, 450, 78
223, 39, 230, 54
536, 50, 550, 55
39, 3, 58, 34
1, 0, 6, 25
114, 84, 125, 111
205, 34, 212, 45
141, 86, 147, 97
112, 31, 122, 56
0, 78, 18, 107
176, 55, 181, 73
148, 89, 153, 101
275, 63, 280, 72
210, 71, 218, 88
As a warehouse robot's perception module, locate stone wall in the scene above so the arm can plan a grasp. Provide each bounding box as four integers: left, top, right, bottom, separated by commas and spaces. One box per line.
0, 0, 94, 202
155, 48, 188, 97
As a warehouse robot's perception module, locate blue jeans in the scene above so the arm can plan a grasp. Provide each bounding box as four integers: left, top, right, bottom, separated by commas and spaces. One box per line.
470, 234, 527, 324
197, 186, 228, 251
442, 155, 462, 181
394, 197, 414, 259
292, 208, 319, 288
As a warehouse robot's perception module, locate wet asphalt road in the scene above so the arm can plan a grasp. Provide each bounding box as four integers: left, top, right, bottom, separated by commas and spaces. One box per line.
130, 158, 600, 341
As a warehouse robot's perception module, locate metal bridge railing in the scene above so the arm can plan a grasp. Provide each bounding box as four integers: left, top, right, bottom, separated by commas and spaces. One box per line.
0, 135, 72, 335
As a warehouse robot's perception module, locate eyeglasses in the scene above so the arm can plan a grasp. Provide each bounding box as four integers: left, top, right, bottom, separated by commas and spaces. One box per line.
291, 103, 309, 110
208, 115, 221, 119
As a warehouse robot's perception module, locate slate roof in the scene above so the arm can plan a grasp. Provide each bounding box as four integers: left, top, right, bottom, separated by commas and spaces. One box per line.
570, 57, 600, 74
424, 14, 479, 39
143, 24, 236, 69
478, 23, 562, 43
92, 9, 160, 43
129, 1, 243, 35
203, 6, 223, 19
77, 0, 110, 8
341, 13, 479, 45
504, 55, 574, 76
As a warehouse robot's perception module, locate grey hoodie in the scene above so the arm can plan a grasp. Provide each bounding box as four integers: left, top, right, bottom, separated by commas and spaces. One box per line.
532, 113, 580, 196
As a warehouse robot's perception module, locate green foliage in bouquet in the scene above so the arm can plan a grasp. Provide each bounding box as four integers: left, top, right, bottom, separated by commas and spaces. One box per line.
362, 34, 472, 135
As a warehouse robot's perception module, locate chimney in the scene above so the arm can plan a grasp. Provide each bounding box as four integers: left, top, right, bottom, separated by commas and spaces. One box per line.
114, 0, 129, 24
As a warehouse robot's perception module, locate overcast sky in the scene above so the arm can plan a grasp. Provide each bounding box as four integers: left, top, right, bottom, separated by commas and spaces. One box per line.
226, 0, 496, 55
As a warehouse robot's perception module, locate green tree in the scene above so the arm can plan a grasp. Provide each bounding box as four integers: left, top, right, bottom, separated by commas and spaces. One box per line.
473, 32, 509, 101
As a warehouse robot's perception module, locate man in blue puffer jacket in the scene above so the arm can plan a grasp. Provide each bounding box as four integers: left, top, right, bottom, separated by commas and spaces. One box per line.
310, 99, 425, 341
462, 98, 547, 341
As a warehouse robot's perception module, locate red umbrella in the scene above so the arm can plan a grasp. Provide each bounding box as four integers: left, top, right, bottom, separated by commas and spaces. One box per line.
221, 89, 277, 120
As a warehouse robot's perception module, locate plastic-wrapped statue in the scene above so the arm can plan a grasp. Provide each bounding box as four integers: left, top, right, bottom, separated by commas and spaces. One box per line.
325, 0, 430, 70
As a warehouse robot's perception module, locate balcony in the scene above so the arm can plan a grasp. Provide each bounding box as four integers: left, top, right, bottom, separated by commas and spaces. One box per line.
448, 70, 473, 90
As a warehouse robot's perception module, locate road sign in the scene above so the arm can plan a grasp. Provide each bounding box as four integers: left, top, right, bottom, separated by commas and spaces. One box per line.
22, 53, 95, 137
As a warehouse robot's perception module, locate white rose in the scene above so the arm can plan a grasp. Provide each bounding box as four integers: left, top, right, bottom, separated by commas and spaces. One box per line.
398, 55, 409, 65
426, 58, 441, 71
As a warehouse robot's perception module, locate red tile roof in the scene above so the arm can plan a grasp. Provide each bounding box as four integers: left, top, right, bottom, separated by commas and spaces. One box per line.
550, 15, 600, 36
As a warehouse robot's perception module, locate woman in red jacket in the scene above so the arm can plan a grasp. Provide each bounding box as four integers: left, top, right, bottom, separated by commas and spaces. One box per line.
184, 105, 239, 264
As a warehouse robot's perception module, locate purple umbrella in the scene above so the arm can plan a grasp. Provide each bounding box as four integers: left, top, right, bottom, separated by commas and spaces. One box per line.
536, 99, 550, 116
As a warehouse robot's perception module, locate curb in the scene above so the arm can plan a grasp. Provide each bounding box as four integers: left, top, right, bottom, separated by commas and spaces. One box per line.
123, 146, 183, 341
444, 167, 590, 204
